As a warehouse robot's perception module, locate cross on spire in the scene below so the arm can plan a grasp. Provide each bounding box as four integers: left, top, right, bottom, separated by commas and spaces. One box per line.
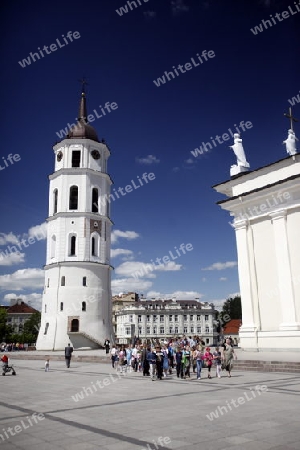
284, 107, 298, 131
78, 77, 89, 94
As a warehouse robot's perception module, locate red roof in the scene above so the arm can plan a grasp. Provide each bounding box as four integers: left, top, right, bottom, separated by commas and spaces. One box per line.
223, 319, 242, 335
7, 302, 39, 314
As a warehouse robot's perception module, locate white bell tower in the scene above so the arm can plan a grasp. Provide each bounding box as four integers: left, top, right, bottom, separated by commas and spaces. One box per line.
36, 87, 114, 350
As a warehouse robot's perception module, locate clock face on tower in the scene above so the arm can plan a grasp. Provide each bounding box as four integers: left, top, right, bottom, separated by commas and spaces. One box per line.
57, 151, 63, 162
91, 150, 100, 160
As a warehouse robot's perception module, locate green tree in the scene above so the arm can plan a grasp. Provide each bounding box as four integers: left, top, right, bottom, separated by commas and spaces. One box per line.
0, 308, 13, 342
23, 312, 41, 343
220, 295, 242, 321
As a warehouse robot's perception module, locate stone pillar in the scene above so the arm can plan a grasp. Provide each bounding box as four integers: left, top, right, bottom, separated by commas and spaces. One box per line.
270, 210, 300, 330
234, 221, 257, 332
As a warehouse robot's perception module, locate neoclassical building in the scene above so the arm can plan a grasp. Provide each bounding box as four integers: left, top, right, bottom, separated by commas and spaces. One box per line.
115, 299, 218, 345
214, 152, 300, 351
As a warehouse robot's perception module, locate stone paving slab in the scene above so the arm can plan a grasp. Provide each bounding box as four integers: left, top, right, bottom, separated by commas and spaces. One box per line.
0, 359, 300, 450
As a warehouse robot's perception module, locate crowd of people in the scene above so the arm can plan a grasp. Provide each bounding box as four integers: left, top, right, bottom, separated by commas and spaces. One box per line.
1, 343, 26, 352
110, 336, 237, 380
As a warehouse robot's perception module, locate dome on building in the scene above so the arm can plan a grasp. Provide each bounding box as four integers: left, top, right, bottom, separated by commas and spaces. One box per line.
67, 91, 99, 142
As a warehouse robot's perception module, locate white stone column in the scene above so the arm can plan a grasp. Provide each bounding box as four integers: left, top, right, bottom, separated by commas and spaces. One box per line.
234, 221, 257, 332
270, 210, 300, 330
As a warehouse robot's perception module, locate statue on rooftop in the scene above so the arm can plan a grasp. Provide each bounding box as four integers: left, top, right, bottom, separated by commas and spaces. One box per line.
229, 133, 250, 176
283, 129, 298, 156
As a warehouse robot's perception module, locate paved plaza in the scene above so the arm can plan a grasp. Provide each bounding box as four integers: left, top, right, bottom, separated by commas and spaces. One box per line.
0, 359, 299, 450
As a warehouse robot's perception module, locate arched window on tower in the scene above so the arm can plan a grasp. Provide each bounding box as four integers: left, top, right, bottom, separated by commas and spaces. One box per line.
61, 276, 65, 286
69, 186, 78, 210
53, 189, 58, 214
51, 235, 56, 259
83, 277, 87, 286
71, 319, 79, 332
91, 233, 100, 257
92, 188, 99, 213
82, 302, 86, 311
69, 235, 77, 256
44, 323, 49, 335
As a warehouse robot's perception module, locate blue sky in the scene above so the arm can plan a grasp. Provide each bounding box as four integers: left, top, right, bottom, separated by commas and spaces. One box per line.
0, 0, 299, 310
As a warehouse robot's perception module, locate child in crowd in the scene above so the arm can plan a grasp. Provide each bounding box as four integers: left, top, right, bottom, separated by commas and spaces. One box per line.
45, 358, 50, 372
204, 347, 213, 379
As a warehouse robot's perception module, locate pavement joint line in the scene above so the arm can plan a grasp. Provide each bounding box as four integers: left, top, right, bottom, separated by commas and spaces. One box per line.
0, 400, 173, 449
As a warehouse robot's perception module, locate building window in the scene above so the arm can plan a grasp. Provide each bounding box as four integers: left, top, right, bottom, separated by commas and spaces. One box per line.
138, 315, 142, 323
190, 315, 193, 321
45, 305, 47, 313
169, 315, 173, 321
205, 315, 209, 321
146, 326, 150, 334
169, 327, 173, 334
82, 302, 86, 311
91, 233, 99, 257
175, 326, 179, 334
71, 319, 79, 332
146, 315, 150, 322
47, 278, 50, 288
197, 327, 201, 333
69, 235, 76, 256
184, 315, 187, 321
44, 323, 49, 335
184, 326, 188, 333
206, 338, 209, 344
125, 326, 131, 335
138, 326, 142, 334
175, 315, 178, 322
18, 325, 23, 332
69, 186, 78, 210
60, 302, 63, 311
205, 327, 209, 333
61, 276, 65, 286
160, 315, 164, 322
153, 326, 157, 335
191, 327, 194, 333
53, 189, 58, 214
92, 188, 98, 213
83, 277, 87, 286
129, 315, 133, 323
72, 150, 81, 167
160, 327, 164, 334
197, 315, 201, 321
153, 315, 157, 322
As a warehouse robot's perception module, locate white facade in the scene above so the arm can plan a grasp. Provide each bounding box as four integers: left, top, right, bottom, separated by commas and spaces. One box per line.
36, 92, 114, 350
116, 299, 218, 345
214, 153, 300, 351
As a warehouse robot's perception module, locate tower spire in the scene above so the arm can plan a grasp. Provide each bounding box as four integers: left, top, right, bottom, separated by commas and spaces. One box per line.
78, 77, 89, 121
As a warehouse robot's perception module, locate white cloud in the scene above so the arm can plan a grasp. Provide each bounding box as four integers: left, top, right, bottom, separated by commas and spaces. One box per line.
135, 155, 160, 165
28, 222, 47, 240
171, 0, 189, 16
0, 232, 19, 246
111, 230, 139, 244
0, 268, 44, 291
219, 277, 227, 282
155, 261, 182, 271
111, 278, 153, 296
3, 292, 42, 311
146, 290, 203, 300
143, 10, 156, 19
202, 261, 237, 271
201, 277, 207, 282
184, 158, 195, 164
110, 249, 133, 259
0, 251, 25, 266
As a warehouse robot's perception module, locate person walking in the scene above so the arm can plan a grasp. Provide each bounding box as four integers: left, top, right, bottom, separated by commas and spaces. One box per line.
194, 345, 203, 380
110, 345, 117, 368
64, 343, 74, 368
104, 338, 110, 354
204, 347, 213, 379
213, 347, 222, 378
147, 347, 157, 380
222, 338, 237, 377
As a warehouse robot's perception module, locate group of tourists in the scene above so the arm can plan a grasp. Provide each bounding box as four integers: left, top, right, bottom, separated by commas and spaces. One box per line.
110, 336, 237, 380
